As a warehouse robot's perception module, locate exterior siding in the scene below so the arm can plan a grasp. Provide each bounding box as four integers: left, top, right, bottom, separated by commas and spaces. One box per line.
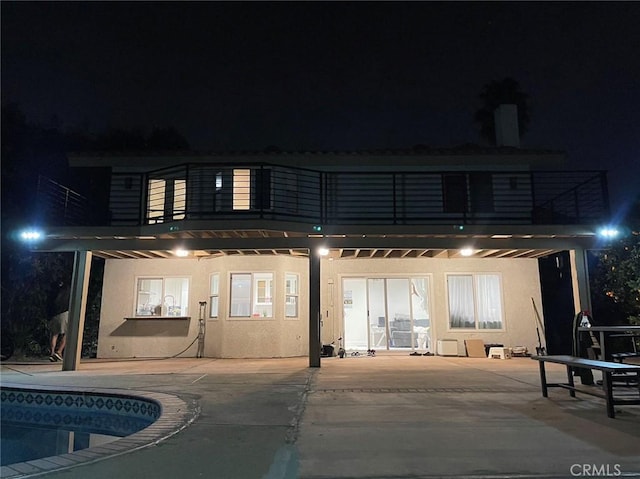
107, 165, 607, 226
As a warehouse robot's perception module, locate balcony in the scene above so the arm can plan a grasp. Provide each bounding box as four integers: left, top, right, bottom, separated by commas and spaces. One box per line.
105, 164, 609, 227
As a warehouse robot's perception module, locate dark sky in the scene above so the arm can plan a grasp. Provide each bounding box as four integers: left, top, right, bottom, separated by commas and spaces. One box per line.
2, 2, 639, 213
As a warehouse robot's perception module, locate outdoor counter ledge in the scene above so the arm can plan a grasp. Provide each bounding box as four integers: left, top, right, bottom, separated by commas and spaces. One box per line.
124, 317, 191, 320
0, 383, 200, 478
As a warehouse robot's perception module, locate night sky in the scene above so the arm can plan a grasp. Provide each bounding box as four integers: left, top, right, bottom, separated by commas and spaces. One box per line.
2, 2, 639, 213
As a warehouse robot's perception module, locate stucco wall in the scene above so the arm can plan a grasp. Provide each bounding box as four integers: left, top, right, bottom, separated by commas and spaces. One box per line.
97, 255, 308, 359
321, 257, 544, 356
98, 254, 543, 359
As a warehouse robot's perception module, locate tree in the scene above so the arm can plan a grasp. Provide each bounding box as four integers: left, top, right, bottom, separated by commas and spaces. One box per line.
1, 104, 191, 358
589, 201, 640, 326
474, 77, 531, 145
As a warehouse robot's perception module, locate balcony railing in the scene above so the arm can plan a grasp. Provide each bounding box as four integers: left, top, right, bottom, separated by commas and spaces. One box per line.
107, 163, 610, 227
35, 175, 92, 226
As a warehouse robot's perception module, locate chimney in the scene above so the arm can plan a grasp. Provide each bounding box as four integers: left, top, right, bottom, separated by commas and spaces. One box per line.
494, 104, 519, 147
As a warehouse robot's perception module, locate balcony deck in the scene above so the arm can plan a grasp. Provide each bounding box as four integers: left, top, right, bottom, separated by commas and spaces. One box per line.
105, 164, 609, 227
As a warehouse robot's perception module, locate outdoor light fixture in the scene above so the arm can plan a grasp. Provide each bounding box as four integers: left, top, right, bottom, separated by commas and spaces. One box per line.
174, 249, 189, 257
19, 229, 43, 242
318, 247, 330, 256
460, 248, 474, 256
598, 227, 620, 239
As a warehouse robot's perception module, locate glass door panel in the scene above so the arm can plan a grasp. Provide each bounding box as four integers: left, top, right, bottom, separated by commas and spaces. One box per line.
342, 278, 368, 350
367, 279, 387, 350
411, 278, 431, 351
387, 279, 414, 349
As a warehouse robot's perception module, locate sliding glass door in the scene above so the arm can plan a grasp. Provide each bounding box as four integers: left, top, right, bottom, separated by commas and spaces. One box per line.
343, 277, 431, 352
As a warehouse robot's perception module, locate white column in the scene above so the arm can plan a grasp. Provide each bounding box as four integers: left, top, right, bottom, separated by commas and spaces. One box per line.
62, 251, 92, 371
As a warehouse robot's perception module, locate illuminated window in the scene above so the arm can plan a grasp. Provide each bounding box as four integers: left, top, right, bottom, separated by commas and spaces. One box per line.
285, 273, 299, 318
209, 273, 219, 318
136, 277, 189, 317
233, 169, 250, 210
147, 178, 186, 223
253, 272, 273, 318
447, 274, 503, 329
229, 272, 273, 318
173, 179, 186, 220
147, 179, 166, 223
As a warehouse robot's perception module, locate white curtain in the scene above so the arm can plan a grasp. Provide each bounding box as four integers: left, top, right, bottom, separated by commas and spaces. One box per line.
448, 276, 475, 328
476, 274, 502, 329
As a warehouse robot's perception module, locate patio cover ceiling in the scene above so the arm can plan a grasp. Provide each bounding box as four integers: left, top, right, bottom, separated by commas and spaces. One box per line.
30, 222, 602, 260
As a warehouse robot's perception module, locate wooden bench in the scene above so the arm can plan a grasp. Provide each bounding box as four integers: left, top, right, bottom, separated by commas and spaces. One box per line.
531, 355, 640, 418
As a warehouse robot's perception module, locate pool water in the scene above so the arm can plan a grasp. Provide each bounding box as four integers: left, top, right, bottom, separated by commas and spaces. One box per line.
0, 387, 160, 467
1, 422, 119, 466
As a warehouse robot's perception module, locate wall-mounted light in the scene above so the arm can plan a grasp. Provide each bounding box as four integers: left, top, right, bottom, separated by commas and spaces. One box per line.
598, 227, 619, 239
318, 247, 330, 256
19, 229, 43, 242
460, 248, 474, 257
174, 249, 190, 257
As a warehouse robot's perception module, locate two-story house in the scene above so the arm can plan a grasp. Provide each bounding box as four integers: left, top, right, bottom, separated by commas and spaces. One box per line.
29, 110, 612, 369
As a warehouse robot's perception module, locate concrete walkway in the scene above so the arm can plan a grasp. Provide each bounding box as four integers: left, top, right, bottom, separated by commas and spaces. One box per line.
1, 355, 639, 478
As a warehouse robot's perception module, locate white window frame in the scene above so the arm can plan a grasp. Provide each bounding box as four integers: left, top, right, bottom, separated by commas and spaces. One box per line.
209, 273, 219, 319
285, 273, 299, 319
229, 272, 274, 319
446, 273, 504, 330
135, 276, 190, 317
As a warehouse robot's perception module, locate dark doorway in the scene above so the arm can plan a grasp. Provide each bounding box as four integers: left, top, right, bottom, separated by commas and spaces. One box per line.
538, 252, 575, 354
443, 174, 467, 213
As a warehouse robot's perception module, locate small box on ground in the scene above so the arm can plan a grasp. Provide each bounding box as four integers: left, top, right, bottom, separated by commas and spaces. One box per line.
437, 339, 458, 356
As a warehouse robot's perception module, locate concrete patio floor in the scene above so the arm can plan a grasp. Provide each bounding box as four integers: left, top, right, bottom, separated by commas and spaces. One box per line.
1, 354, 639, 478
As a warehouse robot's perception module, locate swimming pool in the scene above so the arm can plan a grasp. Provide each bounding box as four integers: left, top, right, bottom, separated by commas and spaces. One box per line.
0, 383, 198, 476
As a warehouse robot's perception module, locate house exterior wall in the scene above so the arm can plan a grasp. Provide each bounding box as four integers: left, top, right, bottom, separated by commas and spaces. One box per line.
320, 257, 543, 357
97, 255, 309, 359
98, 254, 543, 359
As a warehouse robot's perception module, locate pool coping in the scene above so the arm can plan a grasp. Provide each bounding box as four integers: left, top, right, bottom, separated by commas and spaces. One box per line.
0, 383, 200, 478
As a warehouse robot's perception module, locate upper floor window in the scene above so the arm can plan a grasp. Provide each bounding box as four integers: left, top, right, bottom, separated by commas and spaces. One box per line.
233, 169, 250, 210
136, 276, 189, 317
447, 273, 503, 329
147, 178, 186, 224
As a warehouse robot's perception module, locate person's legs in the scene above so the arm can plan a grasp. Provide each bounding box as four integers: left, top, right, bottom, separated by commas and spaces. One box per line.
49, 312, 66, 360
55, 334, 66, 357
50, 333, 59, 356
49, 332, 58, 361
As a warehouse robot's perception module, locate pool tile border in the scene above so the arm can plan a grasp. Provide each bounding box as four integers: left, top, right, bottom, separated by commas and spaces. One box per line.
0, 383, 200, 478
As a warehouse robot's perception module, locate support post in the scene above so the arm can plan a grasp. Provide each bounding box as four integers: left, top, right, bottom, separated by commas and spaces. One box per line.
570, 248, 592, 314
309, 248, 321, 368
62, 251, 92, 371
